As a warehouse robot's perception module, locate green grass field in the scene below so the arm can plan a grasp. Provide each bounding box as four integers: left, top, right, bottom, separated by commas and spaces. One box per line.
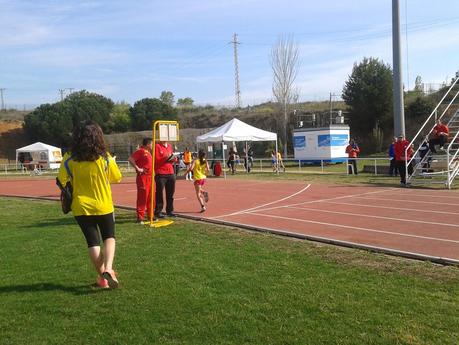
1, 197, 458, 345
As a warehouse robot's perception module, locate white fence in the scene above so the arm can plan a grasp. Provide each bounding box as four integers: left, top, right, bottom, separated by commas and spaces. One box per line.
0, 158, 392, 176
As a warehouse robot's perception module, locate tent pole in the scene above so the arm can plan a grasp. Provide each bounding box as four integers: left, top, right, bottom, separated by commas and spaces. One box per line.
275, 140, 279, 175
222, 141, 226, 179
245, 141, 248, 173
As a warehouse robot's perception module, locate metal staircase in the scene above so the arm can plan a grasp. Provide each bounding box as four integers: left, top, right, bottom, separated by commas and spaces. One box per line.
406, 74, 459, 189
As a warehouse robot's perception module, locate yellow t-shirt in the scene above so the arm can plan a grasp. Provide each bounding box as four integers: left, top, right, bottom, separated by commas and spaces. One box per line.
192, 159, 208, 181
57, 152, 122, 216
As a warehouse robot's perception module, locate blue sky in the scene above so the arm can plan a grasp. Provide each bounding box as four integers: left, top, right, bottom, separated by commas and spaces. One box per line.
1, 0, 459, 108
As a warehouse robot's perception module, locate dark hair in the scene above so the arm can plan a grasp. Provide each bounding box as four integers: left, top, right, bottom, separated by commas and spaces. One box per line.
71, 120, 107, 161
142, 138, 152, 146
198, 149, 206, 165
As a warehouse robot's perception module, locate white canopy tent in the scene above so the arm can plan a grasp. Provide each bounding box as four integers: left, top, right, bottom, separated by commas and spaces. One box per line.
196, 118, 278, 176
16, 142, 62, 170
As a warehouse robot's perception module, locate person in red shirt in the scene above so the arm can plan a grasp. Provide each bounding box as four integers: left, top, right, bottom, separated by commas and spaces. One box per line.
154, 141, 177, 218
393, 134, 414, 186
428, 119, 449, 153
345, 139, 360, 175
128, 138, 153, 223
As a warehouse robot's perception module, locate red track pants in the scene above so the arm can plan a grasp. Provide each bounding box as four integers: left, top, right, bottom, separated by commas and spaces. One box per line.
136, 174, 152, 221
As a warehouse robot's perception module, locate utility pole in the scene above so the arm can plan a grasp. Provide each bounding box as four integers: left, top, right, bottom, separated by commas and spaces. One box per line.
58, 89, 66, 101
329, 92, 337, 125
392, 0, 405, 137
230, 33, 241, 108
0, 88, 5, 111
67, 88, 75, 94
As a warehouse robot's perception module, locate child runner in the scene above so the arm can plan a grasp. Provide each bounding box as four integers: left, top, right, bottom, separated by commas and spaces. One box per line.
188, 149, 210, 212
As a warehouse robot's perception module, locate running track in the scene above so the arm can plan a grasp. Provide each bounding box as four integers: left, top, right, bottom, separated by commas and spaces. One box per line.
1, 177, 458, 265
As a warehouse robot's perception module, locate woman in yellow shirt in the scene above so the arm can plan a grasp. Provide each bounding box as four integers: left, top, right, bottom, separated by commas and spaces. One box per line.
187, 149, 210, 212
58, 121, 122, 289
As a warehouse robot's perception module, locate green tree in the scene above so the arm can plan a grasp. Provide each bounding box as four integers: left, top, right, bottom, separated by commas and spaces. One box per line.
405, 96, 434, 120
342, 57, 393, 140
23, 90, 115, 147
130, 98, 177, 130
110, 102, 131, 132
23, 103, 73, 146
159, 91, 175, 107
177, 97, 194, 108
62, 90, 114, 133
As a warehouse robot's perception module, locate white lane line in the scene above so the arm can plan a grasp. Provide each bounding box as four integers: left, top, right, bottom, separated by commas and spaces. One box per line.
245, 212, 459, 244
390, 193, 459, 200
351, 196, 459, 206
279, 206, 459, 228
321, 200, 459, 216
244, 187, 398, 214
213, 183, 311, 219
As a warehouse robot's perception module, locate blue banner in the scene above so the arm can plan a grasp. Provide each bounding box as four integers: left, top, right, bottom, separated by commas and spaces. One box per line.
294, 136, 305, 148
318, 134, 349, 147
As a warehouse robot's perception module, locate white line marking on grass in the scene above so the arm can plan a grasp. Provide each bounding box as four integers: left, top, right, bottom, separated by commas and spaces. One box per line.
213, 184, 311, 219
246, 212, 459, 244
281, 206, 459, 228
322, 200, 459, 216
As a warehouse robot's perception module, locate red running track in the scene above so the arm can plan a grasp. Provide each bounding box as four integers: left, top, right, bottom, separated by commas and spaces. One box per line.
1, 176, 458, 264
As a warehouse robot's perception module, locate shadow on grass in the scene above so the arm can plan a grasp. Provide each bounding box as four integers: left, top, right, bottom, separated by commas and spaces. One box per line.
21, 217, 76, 229
0, 282, 111, 295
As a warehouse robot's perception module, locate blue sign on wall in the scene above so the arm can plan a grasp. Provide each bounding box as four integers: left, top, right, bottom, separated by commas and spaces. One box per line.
294, 136, 306, 148
318, 134, 349, 147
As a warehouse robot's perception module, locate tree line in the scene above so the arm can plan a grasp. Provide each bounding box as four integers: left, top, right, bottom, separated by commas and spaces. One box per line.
23, 56, 448, 153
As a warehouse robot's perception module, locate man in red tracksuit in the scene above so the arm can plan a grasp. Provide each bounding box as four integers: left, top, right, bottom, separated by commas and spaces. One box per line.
394, 134, 413, 186
128, 138, 153, 223
154, 141, 177, 218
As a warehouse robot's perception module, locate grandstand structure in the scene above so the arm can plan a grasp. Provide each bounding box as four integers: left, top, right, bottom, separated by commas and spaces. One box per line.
406, 73, 459, 188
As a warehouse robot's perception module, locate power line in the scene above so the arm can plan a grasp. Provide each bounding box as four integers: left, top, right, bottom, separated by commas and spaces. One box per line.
0, 88, 6, 111
58, 89, 66, 101
230, 33, 241, 108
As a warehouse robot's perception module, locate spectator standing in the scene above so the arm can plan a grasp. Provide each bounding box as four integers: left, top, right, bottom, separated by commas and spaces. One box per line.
271, 151, 277, 172
128, 138, 153, 223
227, 147, 236, 174
388, 137, 397, 176
57, 121, 122, 289
345, 139, 360, 175
154, 141, 177, 218
429, 119, 449, 153
243, 146, 254, 173
277, 150, 285, 172
183, 147, 193, 180
394, 134, 414, 186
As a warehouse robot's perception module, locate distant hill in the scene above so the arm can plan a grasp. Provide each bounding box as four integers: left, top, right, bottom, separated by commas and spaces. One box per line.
0, 120, 28, 162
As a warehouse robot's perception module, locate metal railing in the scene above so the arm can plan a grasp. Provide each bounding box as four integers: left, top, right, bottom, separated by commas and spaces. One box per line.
406, 75, 459, 184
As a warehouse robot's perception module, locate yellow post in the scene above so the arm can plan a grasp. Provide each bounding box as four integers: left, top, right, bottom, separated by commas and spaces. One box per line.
149, 120, 180, 228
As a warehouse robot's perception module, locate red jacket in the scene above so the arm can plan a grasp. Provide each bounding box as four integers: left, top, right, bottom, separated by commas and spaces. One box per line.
155, 142, 175, 175
345, 144, 360, 158
433, 123, 449, 138
394, 139, 413, 161
130, 147, 152, 175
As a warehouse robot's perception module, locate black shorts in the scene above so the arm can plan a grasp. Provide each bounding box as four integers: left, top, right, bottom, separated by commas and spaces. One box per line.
74, 213, 115, 248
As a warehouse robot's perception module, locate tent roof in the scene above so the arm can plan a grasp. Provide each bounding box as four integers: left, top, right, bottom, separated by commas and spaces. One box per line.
16, 142, 61, 153
196, 118, 277, 142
